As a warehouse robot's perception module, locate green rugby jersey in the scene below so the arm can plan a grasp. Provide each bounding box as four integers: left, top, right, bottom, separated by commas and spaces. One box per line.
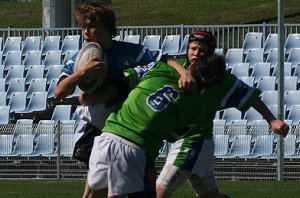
103, 62, 208, 159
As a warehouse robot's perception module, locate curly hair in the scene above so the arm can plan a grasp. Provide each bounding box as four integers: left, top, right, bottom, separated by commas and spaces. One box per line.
191, 54, 226, 92
75, 0, 117, 36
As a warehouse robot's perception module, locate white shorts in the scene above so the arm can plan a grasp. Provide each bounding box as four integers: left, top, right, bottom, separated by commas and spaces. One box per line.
75, 103, 121, 130
73, 103, 121, 147
156, 138, 217, 195
88, 132, 147, 196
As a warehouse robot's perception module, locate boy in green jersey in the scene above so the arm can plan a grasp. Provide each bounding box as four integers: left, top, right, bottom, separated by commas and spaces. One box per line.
156, 31, 289, 198
85, 54, 227, 197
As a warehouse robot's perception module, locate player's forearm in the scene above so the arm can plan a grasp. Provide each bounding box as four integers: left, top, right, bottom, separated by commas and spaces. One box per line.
252, 98, 277, 124
167, 59, 187, 76
54, 72, 85, 99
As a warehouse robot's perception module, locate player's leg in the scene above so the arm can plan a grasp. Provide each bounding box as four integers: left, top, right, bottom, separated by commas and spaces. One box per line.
102, 132, 149, 197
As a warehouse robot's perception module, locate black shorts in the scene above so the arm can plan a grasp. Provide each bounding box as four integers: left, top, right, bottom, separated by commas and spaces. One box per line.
72, 123, 102, 165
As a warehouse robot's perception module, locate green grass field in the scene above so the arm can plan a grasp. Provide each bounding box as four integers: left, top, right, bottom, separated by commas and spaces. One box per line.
0, 180, 300, 198
0, 0, 300, 28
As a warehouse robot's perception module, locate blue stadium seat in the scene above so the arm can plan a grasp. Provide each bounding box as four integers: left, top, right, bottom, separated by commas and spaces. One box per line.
287, 48, 300, 68
9, 134, 35, 157
41, 36, 61, 56
161, 35, 180, 55
60, 35, 80, 55
24, 64, 45, 85
2, 36, 22, 56
221, 107, 242, 123
123, 35, 140, 44
284, 91, 300, 111
226, 119, 248, 142
239, 76, 255, 87
3, 50, 22, 71
0, 91, 7, 106
284, 33, 300, 55
244, 48, 264, 68
51, 105, 73, 122
6, 78, 26, 98
242, 134, 275, 159
256, 76, 276, 91
0, 106, 10, 124
8, 91, 27, 113
263, 33, 278, 55
23, 50, 42, 70
243, 107, 263, 125
142, 35, 161, 52
45, 64, 63, 84
248, 119, 270, 142
62, 49, 78, 64
15, 91, 48, 114
0, 134, 14, 156
43, 50, 62, 71
5, 65, 25, 85
30, 133, 56, 157
242, 32, 263, 53
231, 63, 250, 78
225, 48, 244, 69
221, 134, 252, 158
21, 36, 41, 56
272, 62, 292, 77
214, 134, 229, 157
26, 78, 47, 98
260, 91, 278, 107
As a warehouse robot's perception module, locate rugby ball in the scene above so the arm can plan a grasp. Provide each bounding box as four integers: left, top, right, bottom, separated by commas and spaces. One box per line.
74, 42, 107, 93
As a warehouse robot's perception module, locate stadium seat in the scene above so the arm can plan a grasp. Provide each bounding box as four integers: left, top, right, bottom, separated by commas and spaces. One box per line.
242, 32, 263, 53
214, 134, 229, 157
215, 48, 224, 56
0, 37, 2, 51
0, 78, 5, 92
62, 49, 78, 64
286, 48, 300, 68
161, 35, 180, 54
142, 35, 161, 52
225, 48, 244, 69
30, 133, 56, 157
242, 134, 275, 159
12, 119, 34, 138
212, 119, 226, 135
26, 78, 47, 98
123, 35, 140, 44
58, 120, 76, 134
231, 62, 250, 78
244, 48, 264, 68
226, 119, 248, 142
8, 91, 27, 113
0, 52, 2, 65
112, 35, 121, 41
0, 106, 10, 124
9, 134, 35, 157
5, 65, 25, 85
272, 62, 292, 76
284, 91, 300, 111
51, 105, 73, 122
260, 90, 278, 107
3, 50, 22, 71
2, 36, 22, 56
284, 33, 300, 54
6, 78, 26, 98
243, 107, 263, 125
15, 91, 48, 114
265, 48, 279, 68
24, 64, 45, 85
158, 140, 171, 157
41, 36, 61, 56
45, 64, 63, 84
21, 36, 41, 56
221, 134, 252, 158
60, 35, 80, 55
43, 50, 62, 71
256, 76, 276, 91
23, 50, 42, 70
263, 33, 278, 55
47, 78, 59, 99
281, 76, 298, 91
284, 134, 297, 158
221, 108, 242, 123
34, 120, 56, 136
168, 34, 190, 56
239, 76, 255, 87
59, 133, 74, 157
287, 104, 300, 124
268, 104, 287, 119
248, 119, 270, 142
0, 92, 7, 106
0, 134, 14, 156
